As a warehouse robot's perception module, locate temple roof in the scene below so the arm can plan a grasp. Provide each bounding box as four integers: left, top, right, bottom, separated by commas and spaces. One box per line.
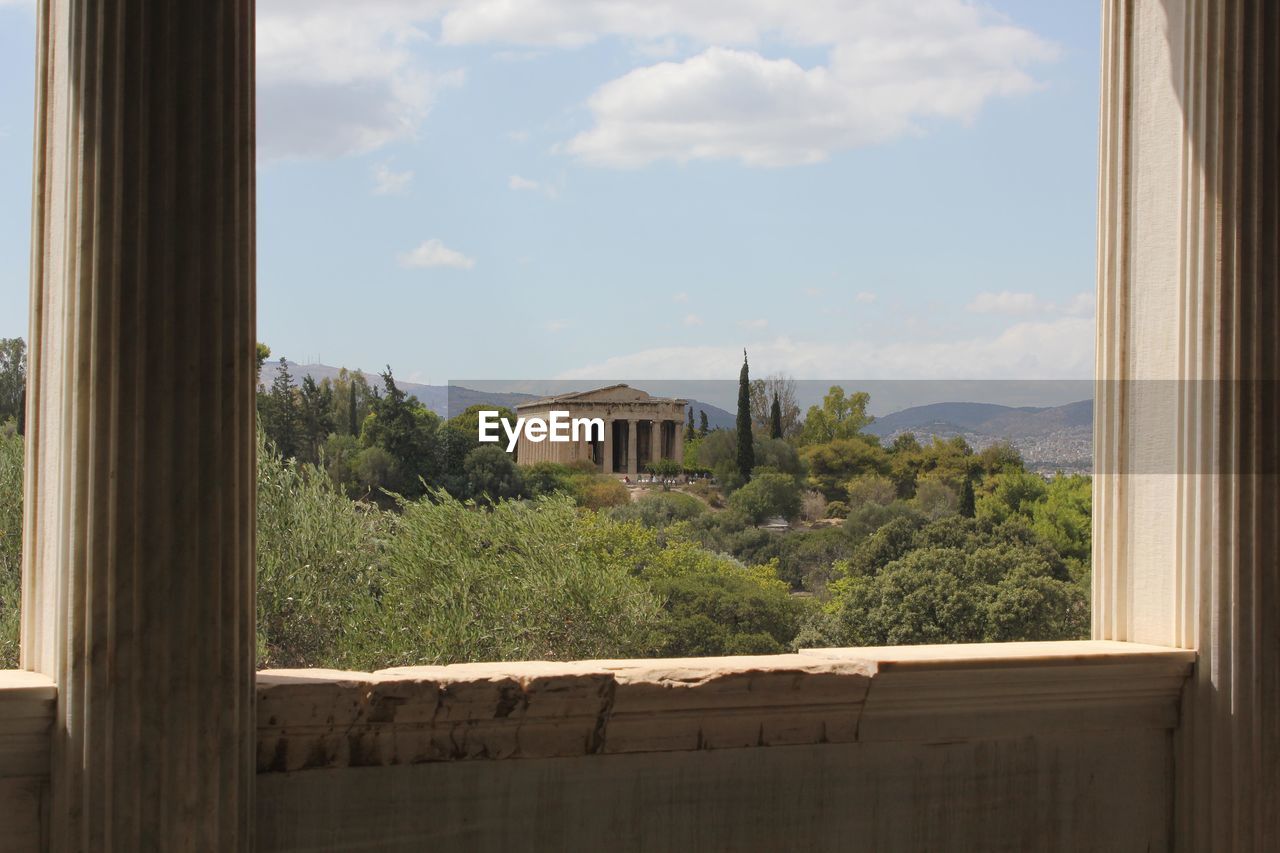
516, 384, 688, 409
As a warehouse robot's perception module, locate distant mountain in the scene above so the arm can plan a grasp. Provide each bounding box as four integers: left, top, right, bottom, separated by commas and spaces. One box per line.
258, 361, 1089, 471
686, 401, 735, 431
865, 402, 1043, 438
257, 362, 735, 428
866, 399, 1094, 474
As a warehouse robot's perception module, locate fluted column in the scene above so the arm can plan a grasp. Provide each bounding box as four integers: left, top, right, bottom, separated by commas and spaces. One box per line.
22, 0, 256, 849
1095, 1, 1278, 847
626, 419, 638, 475
673, 421, 685, 467
602, 419, 614, 474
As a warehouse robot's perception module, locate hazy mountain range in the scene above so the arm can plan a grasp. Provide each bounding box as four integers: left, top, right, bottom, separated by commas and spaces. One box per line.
262, 363, 1092, 473
260, 362, 737, 430
864, 400, 1093, 473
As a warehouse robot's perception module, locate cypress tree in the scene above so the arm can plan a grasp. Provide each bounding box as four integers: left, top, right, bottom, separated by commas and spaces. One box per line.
959, 475, 976, 518
736, 350, 755, 482
686, 406, 696, 438
348, 382, 358, 436
699, 410, 709, 436
769, 393, 783, 439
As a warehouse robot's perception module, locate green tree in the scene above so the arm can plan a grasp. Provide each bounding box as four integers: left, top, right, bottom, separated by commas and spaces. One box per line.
959, 475, 977, 518
887, 432, 925, 497
769, 394, 783, 439
696, 422, 793, 489
254, 342, 272, 379
728, 470, 802, 523
801, 437, 890, 501
976, 468, 1049, 523
326, 368, 377, 437
639, 536, 805, 657
347, 381, 358, 435
828, 516, 1087, 646
686, 406, 696, 438
260, 358, 301, 459
798, 386, 873, 445
913, 476, 959, 520
749, 374, 801, 437
0, 338, 26, 430
699, 410, 709, 436
846, 474, 898, 511
361, 368, 442, 499
462, 445, 524, 503
297, 374, 335, 464
736, 350, 755, 482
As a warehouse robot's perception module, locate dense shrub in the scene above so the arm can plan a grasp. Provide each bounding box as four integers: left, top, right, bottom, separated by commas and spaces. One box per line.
374, 493, 663, 664
639, 538, 805, 656
728, 470, 802, 523
462, 445, 525, 503
609, 491, 706, 528
256, 438, 385, 669
826, 515, 1088, 646
648, 571, 801, 656
0, 430, 21, 668
522, 461, 576, 498
573, 475, 630, 510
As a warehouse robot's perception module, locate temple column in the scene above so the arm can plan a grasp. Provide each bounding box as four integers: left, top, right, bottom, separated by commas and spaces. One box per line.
673, 421, 685, 467
602, 418, 614, 474
1094, 1, 1279, 847
626, 419, 638, 475
22, 0, 257, 848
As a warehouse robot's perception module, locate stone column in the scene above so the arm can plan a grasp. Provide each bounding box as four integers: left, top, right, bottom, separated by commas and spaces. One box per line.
22, 0, 256, 849
673, 420, 685, 468
602, 419, 614, 474
626, 419, 638, 476
1095, 1, 1279, 846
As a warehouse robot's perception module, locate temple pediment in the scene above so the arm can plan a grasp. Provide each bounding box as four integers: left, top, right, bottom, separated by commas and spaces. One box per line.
517, 384, 686, 408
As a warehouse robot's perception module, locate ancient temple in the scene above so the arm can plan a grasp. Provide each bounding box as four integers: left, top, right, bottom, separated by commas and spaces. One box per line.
515, 385, 686, 475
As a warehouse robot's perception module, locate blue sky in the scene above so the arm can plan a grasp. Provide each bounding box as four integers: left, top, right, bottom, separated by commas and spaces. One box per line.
0, 1, 1099, 383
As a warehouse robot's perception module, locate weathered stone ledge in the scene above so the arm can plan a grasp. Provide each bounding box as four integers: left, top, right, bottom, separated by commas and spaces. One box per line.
0, 643, 1195, 779
254, 641, 1194, 773
0, 671, 56, 780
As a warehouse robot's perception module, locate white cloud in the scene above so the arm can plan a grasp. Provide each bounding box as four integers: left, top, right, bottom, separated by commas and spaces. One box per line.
493, 49, 548, 63
256, 1, 463, 159
683, 314, 704, 327
1057, 291, 1095, 318
398, 238, 476, 270
545, 319, 570, 333
855, 291, 877, 304
548, 4, 1057, 167
673, 292, 690, 303
967, 290, 1097, 318
508, 129, 531, 143
255, 1, 1055, 165
804, 287, 823, 297
741, 318, 769, 330
967, 291, 1042, 315
559, 318, 1094, 380
508, 173, 564, 199
373, 164, 414, 194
